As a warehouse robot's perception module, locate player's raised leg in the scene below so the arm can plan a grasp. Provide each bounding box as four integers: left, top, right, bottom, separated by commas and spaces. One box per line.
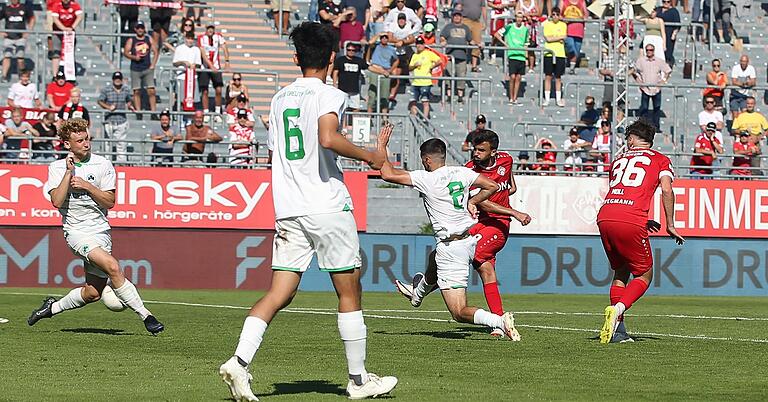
87, 247, 164, 335
28, 273, 107, 326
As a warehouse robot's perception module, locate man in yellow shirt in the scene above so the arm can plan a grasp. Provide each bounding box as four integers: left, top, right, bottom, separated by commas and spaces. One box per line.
731, 96, 768, 175
409, 36, 441, 118
542, 8, 567, 107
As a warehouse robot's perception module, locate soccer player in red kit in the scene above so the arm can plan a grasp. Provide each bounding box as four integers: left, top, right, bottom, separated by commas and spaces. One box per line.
465, 129, 532, 337
395, 129, 532, 339
597, 119, 684, 344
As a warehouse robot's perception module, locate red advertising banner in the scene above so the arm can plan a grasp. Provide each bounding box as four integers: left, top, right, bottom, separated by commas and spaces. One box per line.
509, 176, 768, 238
0, 165, 369, 230
0, 227, 274, 289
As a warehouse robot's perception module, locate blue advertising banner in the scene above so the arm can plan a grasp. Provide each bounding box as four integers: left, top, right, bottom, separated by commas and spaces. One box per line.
299, 234, 768, 296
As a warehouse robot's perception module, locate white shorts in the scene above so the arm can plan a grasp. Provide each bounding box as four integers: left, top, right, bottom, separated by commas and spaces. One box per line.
345, 93, 363, 110
272, 211, 361, 272
434, 235, 477, 290
64, 230, 113, 279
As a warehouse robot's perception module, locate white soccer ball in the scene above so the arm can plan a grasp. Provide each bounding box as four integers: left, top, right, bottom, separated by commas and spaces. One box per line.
101, 286, 127, 312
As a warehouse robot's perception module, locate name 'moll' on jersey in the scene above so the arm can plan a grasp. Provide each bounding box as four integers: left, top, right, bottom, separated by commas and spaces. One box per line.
597, 148, 674, 227
267, 77, 353, 220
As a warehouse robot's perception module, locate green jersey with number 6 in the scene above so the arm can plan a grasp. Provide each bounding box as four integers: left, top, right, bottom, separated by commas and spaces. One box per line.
408, 166, 480, 241
267, 77, 352, 220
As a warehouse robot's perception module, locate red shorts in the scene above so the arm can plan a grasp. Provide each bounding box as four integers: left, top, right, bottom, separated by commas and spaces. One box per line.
597, 220, 653, 276
469, 219, 510, 269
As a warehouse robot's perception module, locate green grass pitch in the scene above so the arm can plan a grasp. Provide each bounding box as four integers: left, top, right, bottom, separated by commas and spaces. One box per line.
1, 288, 767, 401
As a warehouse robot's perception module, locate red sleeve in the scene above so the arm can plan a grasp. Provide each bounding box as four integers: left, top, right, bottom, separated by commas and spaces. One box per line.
74, 3, 83, 14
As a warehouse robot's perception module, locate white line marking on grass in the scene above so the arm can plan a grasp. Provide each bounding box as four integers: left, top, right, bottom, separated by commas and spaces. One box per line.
3, 292, 768, 343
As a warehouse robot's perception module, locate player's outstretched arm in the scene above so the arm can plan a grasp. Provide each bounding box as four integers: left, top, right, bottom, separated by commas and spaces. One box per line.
318, 113, 384, 168
467, 175, 499, 218
376, 124, 412, 186
477, 200, 532, 225
660, 176, 684, 245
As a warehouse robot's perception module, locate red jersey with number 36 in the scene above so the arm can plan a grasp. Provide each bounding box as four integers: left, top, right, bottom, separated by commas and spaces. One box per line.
597, 147, 674, 227
466, 151, 514, 222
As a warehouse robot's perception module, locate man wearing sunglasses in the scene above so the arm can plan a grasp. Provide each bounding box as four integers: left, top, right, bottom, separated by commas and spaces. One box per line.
333, 44, 367, 112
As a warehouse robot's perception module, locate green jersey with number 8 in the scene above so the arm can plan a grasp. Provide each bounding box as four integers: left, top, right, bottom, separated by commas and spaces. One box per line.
408, 166, 480, 241
267, 77, 352, 219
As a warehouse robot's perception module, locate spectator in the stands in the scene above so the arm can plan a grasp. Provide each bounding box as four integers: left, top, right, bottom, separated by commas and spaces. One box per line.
164, 17, 196, 53
704, 58, 727, 110
657, 1, 680, 68
336, 7, 367, 51
533, 137, 556, 173
712, 0, 733, 44
341, 0, 371, 28
632, 43, 670, 132
454, 0, 483, 72
729, 54, 756, 119
440, 8, 475, 104
368, 0, 388, 37
173, 31, 203, 70
50, 0, 83, 78
319, 0, 343, 26
333, 43, 367, 112
487, 0, 515, 67
561, 0, 586, 75
198, 24, 230, 117
542, 8, 567, 107
385, 12, 415, 104
384, 0, 421, 31
149, 1, 175, 52
98, 71, 134, 162
576, 95, 599, 143
461, 114, 486, 152
271, 0, 293, 35
228, 109, 255, 167
365, 33, 398, 114
58, 87, 90, 125
7, 69, 41, 108
698, 96, 724, 141
591, 120, 612, 172
420, 22, 436, 45
0, 0, 33, 82
151, 110, 182, 165
690, 122, 724, 178
225, 94, 255, 126
563, 127, 589, 172
640, 8, 665, 55
408, 36, 440, 118
124, 20, 159, 114
184, 0, 203, 26
0, 107, 31, 161
494, 11, 528, 105
731, 96, 767, 176
32, 111, 57, 160
184, 109, 222, 162
731, 131, 759, 177
118, 4, 139, 47
517, 151, 532, 173
595, 104, 612, 128
389, 0, 422, 18
519, 0, 539, 73
225, 72, 250, 109
46, 70, 75, 109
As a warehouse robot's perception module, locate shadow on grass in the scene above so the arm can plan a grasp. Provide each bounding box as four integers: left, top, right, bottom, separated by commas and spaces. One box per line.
256, 380, 347, 398
60, 328, 130, 336
374, 326, 492, 340
586, 334, 660, 342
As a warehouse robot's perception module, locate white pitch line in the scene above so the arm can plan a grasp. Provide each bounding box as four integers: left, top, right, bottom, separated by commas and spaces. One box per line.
0, 292, 768, 326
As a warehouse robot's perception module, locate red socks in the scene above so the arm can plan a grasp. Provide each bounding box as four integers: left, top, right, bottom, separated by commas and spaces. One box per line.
610, 284, 625, 321
483, 282, 504, 316
619, 278, 650, 311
